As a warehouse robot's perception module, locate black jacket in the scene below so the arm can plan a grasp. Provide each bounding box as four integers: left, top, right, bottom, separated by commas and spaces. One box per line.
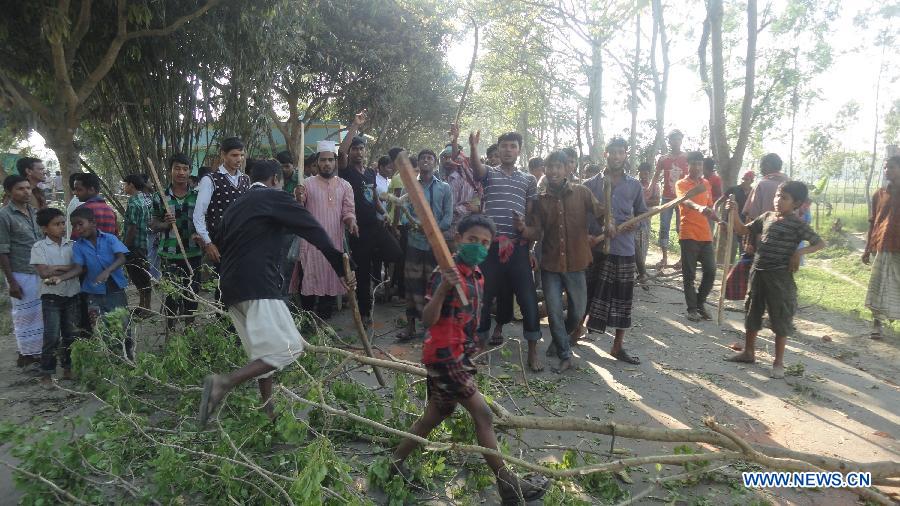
215, 185, 345, 307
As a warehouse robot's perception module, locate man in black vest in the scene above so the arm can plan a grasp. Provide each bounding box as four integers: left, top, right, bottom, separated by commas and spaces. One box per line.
198, 159, 355, 426
192, 137, 250, 266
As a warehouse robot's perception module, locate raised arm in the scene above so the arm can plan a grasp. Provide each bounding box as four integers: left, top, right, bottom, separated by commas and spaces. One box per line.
468, 130, 487, 181
337, 109, 367, 170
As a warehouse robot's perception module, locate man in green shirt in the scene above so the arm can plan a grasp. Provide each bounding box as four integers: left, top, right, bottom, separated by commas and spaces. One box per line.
151, 154, 203, 330
276, 150, 301, 196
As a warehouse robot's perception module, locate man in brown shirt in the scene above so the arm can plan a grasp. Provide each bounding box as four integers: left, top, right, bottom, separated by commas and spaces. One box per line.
862, 155, 900, 339
515, 150, 605, 373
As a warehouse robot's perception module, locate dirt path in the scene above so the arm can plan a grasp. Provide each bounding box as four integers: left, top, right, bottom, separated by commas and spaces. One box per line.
1, 247, 898, 504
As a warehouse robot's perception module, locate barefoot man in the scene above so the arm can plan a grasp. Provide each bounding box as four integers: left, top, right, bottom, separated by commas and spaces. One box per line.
199, 159, 355, 426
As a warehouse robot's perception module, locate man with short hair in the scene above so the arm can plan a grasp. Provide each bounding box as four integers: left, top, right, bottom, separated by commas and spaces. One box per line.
716, 170, 755, 259
73, 173, 118, 238
651, 129, 689, 268
16, 157, 48, 210
337, 111, 401, 324
295, 141, 357, 319
445, 124, 480, 235
192, 137, 250, 268
677, 151, 720, 322
276, 150, 300, 196
0, 175, 43, 365
584, 138, 648, 364
151, 154, 203, 329
485, 144, 500, 167
528, 157, 545, 183
198, 159, 354, 426
398, 149, 453, 340
743, 153, 789, 222
470, 131, 543, 371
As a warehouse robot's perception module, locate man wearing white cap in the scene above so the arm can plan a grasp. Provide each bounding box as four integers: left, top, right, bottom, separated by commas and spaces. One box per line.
293, 140, 358, 318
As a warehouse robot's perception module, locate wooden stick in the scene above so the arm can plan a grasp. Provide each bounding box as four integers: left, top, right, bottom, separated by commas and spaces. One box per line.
454, 16, 479, 125
594, 183, 706, 242
395, 152, 468, 305
341, 254, 386, 387
146, 158, 194, 278
603, 176, 613, 254
717, 197, 735, 325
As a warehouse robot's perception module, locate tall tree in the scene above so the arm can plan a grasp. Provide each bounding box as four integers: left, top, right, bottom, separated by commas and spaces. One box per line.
0, 0, 223, 199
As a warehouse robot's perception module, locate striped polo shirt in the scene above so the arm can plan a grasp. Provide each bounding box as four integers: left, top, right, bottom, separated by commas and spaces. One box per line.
479, 166, 537, 238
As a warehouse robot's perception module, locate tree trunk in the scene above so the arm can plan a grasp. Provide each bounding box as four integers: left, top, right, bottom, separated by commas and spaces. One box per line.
628, 12, 640, 169
788, 49, 800, 178
866, 45, 886, 215
728, 0, 758, 187
45, 125, 80, 203
650, 0, 670, 161
708, 0, 730, 181
698, 15, 715, 161
589, 38, 604, 162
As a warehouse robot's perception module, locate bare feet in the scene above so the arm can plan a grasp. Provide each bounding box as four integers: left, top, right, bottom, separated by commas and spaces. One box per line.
527, 348, 544, 372
569, 325, 586, 344
489, 327, 504, 346
611, 348, 640, 364
552, 358, 573, 374
61, 369, 73, 380
686, 310, 702, 322
199, 374, 228, 428
770, 364, 785, 379
725, 351, 755, 364
40, 375, 53, 389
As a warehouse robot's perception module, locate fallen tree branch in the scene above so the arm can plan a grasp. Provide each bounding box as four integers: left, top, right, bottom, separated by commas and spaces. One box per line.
279, 386, 740, 479
298, 344, 900, 484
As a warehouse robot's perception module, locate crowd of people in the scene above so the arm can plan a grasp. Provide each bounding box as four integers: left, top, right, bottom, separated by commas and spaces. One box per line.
1, 113, 898, 504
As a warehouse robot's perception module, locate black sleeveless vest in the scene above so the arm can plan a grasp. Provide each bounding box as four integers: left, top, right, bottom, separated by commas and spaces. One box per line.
205, 170, 250, 240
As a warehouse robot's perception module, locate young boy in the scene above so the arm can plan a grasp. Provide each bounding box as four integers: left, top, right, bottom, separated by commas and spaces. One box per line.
516, 150, 605, 372
862, 155, 900, 339
726, 181, 825, 378
53, 207, 132, 359
391, 214, 548, 504
31, 208, 80, 385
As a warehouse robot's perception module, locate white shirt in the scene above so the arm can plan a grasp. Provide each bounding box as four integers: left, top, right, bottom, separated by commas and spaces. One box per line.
65, 196, 81, 238
375, 173, 390, 196
192, 165, 245, 245
30, 237, 80, 297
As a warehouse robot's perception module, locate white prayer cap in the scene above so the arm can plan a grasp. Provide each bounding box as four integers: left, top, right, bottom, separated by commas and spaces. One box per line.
317, 140, 337, 154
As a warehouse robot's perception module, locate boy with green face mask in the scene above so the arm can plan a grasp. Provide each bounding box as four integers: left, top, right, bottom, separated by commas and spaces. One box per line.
390, 213, 549, 504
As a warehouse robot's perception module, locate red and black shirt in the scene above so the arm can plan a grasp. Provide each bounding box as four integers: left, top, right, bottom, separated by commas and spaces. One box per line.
421, 260, 483, 365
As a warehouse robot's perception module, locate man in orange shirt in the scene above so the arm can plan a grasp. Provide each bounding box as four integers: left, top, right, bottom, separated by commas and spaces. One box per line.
676, 151, 721, 322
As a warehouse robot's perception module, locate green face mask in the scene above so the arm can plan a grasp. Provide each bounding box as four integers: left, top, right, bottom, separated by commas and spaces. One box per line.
457, 242, 489, 266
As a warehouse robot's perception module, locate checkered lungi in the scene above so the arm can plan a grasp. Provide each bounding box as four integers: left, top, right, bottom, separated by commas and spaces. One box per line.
866, 251, 900, 321
405, 247, 437, 319
426, 357, 478, 407
586, 254, 636, 331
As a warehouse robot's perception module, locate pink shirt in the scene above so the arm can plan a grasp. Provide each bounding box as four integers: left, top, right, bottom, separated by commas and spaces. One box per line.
298, 176, 355, 296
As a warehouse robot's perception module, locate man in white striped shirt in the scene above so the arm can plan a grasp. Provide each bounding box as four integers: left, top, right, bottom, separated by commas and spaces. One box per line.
469, 131, 544, 372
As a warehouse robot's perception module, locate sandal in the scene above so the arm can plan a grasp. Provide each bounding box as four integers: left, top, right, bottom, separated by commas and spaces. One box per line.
611, 349, 640, 365
489, 334, 505, 346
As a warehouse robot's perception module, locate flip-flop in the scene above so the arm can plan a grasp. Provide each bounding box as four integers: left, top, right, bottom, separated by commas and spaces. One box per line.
870, 332, 883, 340
198, 375, 216, 428
724, 354, 755, 364
612, 349, 640, 364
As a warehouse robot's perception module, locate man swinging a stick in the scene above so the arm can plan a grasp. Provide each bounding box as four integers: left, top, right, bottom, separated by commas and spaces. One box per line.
199, 160, 355, 425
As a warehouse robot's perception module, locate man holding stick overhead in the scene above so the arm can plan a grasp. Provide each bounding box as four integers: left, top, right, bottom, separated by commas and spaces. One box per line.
199, 159, 355, 426
584, 138, 648, 365
150, 154, 203, 330
470, 131, 543, 372
338, 110, 401, 325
